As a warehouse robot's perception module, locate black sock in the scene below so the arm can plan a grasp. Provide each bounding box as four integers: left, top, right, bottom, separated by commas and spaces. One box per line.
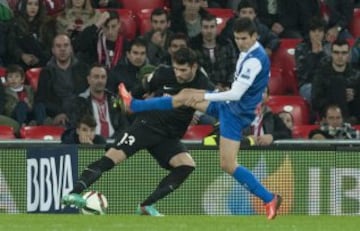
71, 156, 115, 194
141, 165, 195, 206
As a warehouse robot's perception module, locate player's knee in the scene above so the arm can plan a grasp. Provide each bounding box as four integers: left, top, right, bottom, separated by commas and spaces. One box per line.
169, 152, 196, 167
219, 161, 236, 175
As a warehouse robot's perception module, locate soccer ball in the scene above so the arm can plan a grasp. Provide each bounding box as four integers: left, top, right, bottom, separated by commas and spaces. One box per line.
81, 191, 108, 215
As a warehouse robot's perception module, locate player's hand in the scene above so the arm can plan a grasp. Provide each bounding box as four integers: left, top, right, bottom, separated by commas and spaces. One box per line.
256, 134, 273, 146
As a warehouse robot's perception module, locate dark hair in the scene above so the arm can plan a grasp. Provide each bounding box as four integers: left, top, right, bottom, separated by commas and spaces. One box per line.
322, 104, 342, 118
16, 0, 46, 23
105, 10, 120, 26
331, 39, 349, 50
88, 63, 107, 76
172, 47, 198, 66
77, 114, 97, 128
201, 13, 217, 25
167, 32, 190, 47
237, 0, 258, 12
308, 16, 326, 31
127, 37, 147, 52
233, 17, 257, 35
6, 64, 25, 79
151, 7, 169, 21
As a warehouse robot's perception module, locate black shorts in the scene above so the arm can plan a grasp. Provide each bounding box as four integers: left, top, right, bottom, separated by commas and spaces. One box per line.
109, 120, 188, 169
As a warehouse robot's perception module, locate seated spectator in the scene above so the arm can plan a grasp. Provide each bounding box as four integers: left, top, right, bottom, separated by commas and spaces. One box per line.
191, 13, 236, 90
170, 0, 209, 38
107, 37, 148, 99
0, 79, 20, 134
309, 105, 360, 139
143, 8, 174, 66
295, 17, 331, 103
70, 64, 129, 139
278, 110, 294, 131
7, 0, 51, 70
61, 113, 106, 144
312, 39, 360, 124
161, 32, 190, 66
324, 0, 354, 43
220, 0, 280, 56
35, 34, 90, 126
56, 0, 100, 42
244, 88, 292, 146
3, 65, 46, 126
75, 10, 128, 69
91, 0, 121, 9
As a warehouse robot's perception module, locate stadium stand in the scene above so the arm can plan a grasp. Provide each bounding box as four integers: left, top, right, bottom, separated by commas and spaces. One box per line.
0, 125, 15, 139
120, 0, 166, 14
205, 8, 234, 35
136, 9, 153, 35
44, 0, 65, 16
19, 125, 65, 140
270, 39, 301, 95
266, 95, 310, 125
349, 8, 360, 38
268, 67, 287, 95
25, 67, 42, 92
292, 124, 319, 139
183, 125, 213, 140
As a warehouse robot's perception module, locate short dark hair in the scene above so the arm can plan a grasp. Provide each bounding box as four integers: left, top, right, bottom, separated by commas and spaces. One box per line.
172, 47, 198, 66
105, 10, 120, 26
6, 64, 25, 79
167, 32, 190, 47
237, 0, 258, 12
151, 7, 169, 21
308, 16, 326, 31
201, 13, 217, 25
331, 39, 349, 50
77, 114, 97, 128
127, 37, 147, 52
233, 17, 257, 35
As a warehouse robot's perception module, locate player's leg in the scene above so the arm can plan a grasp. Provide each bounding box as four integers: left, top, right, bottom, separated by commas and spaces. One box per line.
217, 107, 281, 220
137, 140, 195, 216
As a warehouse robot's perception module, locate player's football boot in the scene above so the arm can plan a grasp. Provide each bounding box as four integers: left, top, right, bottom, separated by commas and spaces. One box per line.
118, 83, 133, 113
136, 204, 164, 217
264, 194, 282, 220
61, 193, 86, 208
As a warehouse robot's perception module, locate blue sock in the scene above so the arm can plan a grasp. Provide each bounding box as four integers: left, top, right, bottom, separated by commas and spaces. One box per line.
232, 166, 274, 203
130, 97, 173, 112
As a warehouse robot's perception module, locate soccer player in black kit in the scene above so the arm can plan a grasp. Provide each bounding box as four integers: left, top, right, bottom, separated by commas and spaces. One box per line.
62, 48, 214, 216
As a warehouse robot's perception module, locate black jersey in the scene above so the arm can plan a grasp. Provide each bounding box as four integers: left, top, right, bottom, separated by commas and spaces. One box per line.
135, 65, 214, 138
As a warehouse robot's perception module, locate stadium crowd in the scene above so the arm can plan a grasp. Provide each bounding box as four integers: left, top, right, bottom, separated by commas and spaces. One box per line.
1, 0, 360, 143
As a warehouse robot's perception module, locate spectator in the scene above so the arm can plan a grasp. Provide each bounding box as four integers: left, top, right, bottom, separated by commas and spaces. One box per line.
312, 39, 360, 124
70, 64, 129, 139
61, 113, 106, 144
170, 0, 209, 38
324, 0, 354, 43
309, 105, 360, 139
75, 10, 128, 69
278, 110, 294, 131
0, 0, 13, 21
351, 37, 360, 70
295, 16, 331, 103
56, 0, 100, 42
0, 79, 20, 134
143, 8, 173, 66
191, 13, 236, 90
3, 65, 46, 126
221, 0, 280, 56
7, 0, 51, 70
161, 32, 190, 66
244, 88, 292, 146
91, 0, 121, 9
107, 37, 148, 99
35, 34, 90, 126
0, 21, 7, 66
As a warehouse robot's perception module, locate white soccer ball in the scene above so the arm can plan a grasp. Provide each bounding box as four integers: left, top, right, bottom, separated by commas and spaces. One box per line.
81, 191, 108, 215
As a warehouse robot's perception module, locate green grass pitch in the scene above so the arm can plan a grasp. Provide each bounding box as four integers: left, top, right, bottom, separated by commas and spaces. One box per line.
1, 215, 359, 231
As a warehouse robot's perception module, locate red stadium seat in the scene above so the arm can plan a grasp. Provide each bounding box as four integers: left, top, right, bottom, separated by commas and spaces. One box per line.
268, 67, 287, 95
266, 96, 310, 125
292, 125, 319, 139
44, 0, 65, 16
0, 125, 15, 139
20, 125, 65, 140
183, 125, 213, 140
349, 8, 360, 38
137, 9, 153, 35
99, 9, 137, 40
206, 8, 235, 35
0, 67, 6, 85
25, 67, 42, 92
120, 0, 166, 14
271, 39, 301, 95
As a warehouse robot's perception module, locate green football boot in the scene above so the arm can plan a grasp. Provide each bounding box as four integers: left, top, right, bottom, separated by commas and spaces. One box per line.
61, 193, 86, 208
136, 204, 164, 216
